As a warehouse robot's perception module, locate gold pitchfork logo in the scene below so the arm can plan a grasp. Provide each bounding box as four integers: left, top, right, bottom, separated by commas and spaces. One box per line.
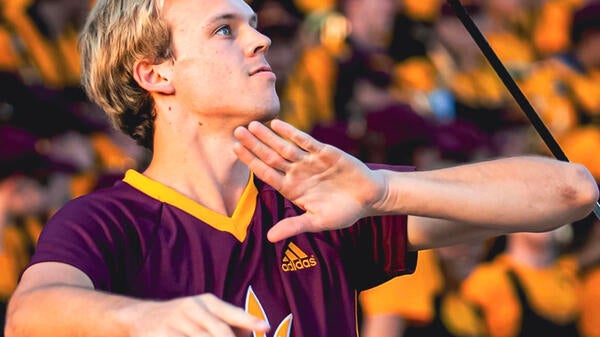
245, 286, 293, 337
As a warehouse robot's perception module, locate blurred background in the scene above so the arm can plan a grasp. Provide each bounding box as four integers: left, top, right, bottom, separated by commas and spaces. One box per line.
0, 0, 599, 336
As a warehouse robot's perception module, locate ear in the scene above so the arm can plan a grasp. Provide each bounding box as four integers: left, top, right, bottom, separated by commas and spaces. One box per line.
133, 58, 175, 95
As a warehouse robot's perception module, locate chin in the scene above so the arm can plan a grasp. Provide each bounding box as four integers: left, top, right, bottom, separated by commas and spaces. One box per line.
256, 98, 281, 122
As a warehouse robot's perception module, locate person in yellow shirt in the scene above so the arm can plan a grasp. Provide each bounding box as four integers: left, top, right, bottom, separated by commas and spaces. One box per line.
569, 212, 600, 337
519, 1, 600, 180
462, 229, 582, 337
278, 0, 399, 135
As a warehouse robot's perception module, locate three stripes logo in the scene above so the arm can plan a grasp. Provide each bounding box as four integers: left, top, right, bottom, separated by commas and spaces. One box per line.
281, 242, 317, 272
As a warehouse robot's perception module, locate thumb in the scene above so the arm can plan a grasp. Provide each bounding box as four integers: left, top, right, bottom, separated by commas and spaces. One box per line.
267, 214, 315, 242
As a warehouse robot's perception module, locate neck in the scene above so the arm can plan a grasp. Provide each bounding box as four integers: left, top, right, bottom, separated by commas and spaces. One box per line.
143, 105, 251, 217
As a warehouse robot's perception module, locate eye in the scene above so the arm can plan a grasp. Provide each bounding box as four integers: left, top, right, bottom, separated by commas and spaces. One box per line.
215, 25, 232, 36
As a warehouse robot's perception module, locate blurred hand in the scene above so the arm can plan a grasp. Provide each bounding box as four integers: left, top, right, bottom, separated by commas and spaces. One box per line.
233, 119, 387, 242
124, 293, 269, 337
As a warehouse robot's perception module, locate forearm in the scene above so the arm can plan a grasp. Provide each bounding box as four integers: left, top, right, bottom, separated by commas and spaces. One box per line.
233, 120, 599, 243
6, 285, 138, 337
376, 156, 598, 230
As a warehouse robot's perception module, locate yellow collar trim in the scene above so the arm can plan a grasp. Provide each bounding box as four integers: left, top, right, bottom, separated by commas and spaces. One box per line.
123, 169, 257, 242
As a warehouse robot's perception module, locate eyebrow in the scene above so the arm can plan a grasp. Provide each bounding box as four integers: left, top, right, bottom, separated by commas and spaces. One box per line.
205, 12, 258, 28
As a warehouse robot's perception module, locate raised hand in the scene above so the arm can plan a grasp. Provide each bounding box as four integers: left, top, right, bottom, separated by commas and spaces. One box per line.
233, 119, 388, 242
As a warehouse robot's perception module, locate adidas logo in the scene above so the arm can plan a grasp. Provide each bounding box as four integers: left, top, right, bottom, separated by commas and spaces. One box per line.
281, 242, 317, 272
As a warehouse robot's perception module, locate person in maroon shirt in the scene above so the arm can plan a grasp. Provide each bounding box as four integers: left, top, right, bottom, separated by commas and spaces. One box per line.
5, 0, 599, 336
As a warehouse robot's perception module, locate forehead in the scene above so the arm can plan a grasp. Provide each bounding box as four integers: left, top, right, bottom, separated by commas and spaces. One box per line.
162, 0, 255, 28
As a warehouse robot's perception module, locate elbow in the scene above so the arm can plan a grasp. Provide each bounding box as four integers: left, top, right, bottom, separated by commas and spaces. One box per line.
561, 163, 599, 218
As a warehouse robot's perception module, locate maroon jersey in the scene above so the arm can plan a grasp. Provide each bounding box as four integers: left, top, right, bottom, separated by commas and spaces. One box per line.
30, 167, 416, 337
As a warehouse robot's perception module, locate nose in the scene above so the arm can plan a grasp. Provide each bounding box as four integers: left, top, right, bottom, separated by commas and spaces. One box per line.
246, 28, 271, 56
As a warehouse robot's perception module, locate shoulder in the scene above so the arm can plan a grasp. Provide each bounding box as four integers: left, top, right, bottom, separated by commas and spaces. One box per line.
56, 181, 129, 212
47, 180, 160, 231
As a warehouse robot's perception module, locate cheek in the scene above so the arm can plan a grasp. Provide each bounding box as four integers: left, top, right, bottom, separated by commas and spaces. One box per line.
201, 53, 243, 89
176, 58, 229, 96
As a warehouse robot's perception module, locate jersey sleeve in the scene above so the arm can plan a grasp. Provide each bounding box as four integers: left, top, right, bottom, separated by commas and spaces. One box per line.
343, 163, 418, 291
27, 194, 129, 291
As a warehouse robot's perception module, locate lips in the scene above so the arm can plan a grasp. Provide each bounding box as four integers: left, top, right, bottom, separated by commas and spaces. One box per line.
249, 65, 273, 76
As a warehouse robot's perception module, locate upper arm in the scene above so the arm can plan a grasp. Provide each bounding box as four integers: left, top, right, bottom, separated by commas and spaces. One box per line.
407, 215, 505, 251
13, 262, 94, 297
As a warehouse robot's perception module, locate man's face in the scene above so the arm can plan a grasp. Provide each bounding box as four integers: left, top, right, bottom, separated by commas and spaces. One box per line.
162, 0, 280, 126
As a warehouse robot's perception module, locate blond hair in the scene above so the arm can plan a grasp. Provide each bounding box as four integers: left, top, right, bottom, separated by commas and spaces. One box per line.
80, 0, 172, 149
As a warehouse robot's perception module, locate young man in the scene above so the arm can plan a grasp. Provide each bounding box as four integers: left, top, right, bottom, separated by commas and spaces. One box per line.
5, 0, 599, 336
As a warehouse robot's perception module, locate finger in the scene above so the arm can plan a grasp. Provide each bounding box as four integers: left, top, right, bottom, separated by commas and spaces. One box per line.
233, 142, 284, 190
267, 214, 313, 242
269, 119, 325, 154
246, 121, 307, 162
166, 313, 208, 337
201, 295, 270, 333
234, 125, 292, 172
183, 302, 238, 337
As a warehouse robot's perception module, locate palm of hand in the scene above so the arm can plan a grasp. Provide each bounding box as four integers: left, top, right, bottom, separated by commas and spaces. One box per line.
234, 120, 385, 241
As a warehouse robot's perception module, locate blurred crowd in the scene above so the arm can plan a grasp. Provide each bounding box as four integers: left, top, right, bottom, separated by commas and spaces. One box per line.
0, 0, 599, 336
